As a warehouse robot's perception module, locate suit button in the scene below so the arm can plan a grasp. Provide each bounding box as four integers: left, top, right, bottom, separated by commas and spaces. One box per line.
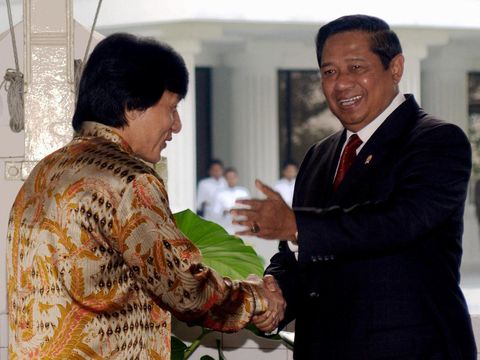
317, 256, 323, 262
311, 255, 317, 263
309, 292, 319, 299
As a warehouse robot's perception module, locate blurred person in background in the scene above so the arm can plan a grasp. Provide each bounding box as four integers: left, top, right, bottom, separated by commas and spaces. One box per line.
212, 167, 251, 233
273, 161, 298, 207
196, 159, 227, 220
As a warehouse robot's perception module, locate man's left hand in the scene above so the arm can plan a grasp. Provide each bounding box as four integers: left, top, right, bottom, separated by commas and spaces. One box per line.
232, 179, 297, 241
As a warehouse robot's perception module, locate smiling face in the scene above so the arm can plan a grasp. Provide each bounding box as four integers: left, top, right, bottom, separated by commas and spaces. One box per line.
320, 31, 404, 132
120, 90, 182, 163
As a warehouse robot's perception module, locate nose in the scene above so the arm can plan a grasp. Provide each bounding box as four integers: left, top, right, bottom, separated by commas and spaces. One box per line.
172, 112, 182, 134
334, 71, 355, 92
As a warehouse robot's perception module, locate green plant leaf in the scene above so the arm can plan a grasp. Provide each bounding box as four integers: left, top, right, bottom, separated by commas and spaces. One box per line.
174, 209, 264, 279
171, 336, 188, 360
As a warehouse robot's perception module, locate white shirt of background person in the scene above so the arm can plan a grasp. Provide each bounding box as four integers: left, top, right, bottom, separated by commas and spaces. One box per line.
273, 162, 298, 208
212, 168, 250, 234
196, 161, 227, 221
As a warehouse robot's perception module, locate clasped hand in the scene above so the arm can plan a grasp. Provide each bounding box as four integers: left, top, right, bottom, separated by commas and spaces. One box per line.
248, 274, 286, 332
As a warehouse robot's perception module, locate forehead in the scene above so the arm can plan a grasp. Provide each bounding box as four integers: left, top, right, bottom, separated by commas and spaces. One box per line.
160, 90, 181, 105
321, 31, 374, 63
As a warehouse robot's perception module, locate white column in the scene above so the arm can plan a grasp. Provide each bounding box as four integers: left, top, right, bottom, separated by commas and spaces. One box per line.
161, 39, 200, 213
400, 44, 427, 103
21, 0, 75, 177
222, 42, 280, 194
396, 30, 449, 105
231, 66, 279, 192
216, 43, 281, 264
422, 41, 480, 268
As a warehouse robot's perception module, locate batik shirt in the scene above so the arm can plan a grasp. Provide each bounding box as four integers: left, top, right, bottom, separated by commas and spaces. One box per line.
7, 122, 267, 359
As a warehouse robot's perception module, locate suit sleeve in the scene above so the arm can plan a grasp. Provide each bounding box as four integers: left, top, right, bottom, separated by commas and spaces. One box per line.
296, 123, 472, 263
110, 173, 268, 332
264, 241, 300, 329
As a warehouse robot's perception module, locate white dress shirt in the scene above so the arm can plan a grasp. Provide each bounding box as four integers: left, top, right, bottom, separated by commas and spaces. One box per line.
212, 186, 251, 234
196, 177, 227, 221
274, 178, 296, 207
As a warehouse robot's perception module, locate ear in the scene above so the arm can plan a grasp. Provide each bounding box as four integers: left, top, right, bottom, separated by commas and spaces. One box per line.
389, 54, 404, 84
124, 108, 143, 124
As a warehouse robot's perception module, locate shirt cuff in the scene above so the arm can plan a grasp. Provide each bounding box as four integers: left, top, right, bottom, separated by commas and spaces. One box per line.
244, 282, 269, 315
287, 241, 299, 260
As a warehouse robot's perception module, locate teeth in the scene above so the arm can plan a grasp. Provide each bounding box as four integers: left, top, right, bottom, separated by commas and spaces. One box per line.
339, 95, 361, 106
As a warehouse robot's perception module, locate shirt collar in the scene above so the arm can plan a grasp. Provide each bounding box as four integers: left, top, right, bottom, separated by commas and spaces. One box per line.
346, 92, 406, 148
75, 121, 134, 154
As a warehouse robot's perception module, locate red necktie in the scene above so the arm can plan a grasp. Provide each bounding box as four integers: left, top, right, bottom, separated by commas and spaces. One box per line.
333, 134, 363, 191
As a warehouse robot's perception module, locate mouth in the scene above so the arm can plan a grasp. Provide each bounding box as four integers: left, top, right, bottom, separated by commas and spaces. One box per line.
338, 95, 362, 107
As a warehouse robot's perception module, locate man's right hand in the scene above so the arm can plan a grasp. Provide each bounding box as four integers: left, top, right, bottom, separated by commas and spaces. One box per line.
252, 275, 286, 332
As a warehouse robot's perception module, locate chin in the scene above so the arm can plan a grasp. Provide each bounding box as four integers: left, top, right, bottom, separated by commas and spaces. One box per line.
137, 154, 159, 164
150, 156, 161, 164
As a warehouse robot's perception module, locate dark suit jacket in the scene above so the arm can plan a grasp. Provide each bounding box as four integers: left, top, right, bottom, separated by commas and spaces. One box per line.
266, 95, 477, 359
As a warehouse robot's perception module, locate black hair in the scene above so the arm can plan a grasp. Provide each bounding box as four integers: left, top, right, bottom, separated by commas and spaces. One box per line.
209, 159, 224, 169
72, 33, 188, 131
224, 167, 238, 175
316, 14, 402, 70
282, 160, 298, 170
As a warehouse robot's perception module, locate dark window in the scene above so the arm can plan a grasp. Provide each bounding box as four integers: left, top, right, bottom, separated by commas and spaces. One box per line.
278, 70, 340, 173
468, 72, 480, 212
195, 67, 212, 181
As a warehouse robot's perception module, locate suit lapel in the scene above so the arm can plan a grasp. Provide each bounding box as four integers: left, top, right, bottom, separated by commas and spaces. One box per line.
295, 131, 345, 207
331, 95, 420, 202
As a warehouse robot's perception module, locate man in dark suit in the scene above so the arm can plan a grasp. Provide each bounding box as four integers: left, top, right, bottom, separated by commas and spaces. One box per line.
233, 14, 477, 359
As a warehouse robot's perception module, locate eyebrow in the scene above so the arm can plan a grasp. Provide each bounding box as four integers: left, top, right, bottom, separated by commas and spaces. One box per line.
321, 57, 367, 68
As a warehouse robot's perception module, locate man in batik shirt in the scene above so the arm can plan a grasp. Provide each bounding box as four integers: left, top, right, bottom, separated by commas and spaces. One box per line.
7, 33, 284, 359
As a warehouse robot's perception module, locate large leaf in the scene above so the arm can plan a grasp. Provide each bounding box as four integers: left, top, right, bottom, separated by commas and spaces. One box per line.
174, 209, 264, 279
171, 336, 188, 360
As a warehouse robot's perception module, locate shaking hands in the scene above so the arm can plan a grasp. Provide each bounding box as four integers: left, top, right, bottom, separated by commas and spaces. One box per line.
249, 274, 286, 333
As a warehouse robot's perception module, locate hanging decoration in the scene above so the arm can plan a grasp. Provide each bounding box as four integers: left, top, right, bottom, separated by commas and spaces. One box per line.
2, 0, 24, 133
74, 0, 103, 98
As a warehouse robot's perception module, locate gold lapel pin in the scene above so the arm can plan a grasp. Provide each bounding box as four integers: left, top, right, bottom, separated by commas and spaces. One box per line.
365, 154, 373, 165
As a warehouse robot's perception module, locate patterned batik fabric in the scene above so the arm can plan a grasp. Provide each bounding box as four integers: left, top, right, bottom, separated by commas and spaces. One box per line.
7, 122, 267, 360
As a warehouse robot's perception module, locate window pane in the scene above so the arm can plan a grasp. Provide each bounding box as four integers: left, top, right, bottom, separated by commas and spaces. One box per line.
278, 70, 341, 172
